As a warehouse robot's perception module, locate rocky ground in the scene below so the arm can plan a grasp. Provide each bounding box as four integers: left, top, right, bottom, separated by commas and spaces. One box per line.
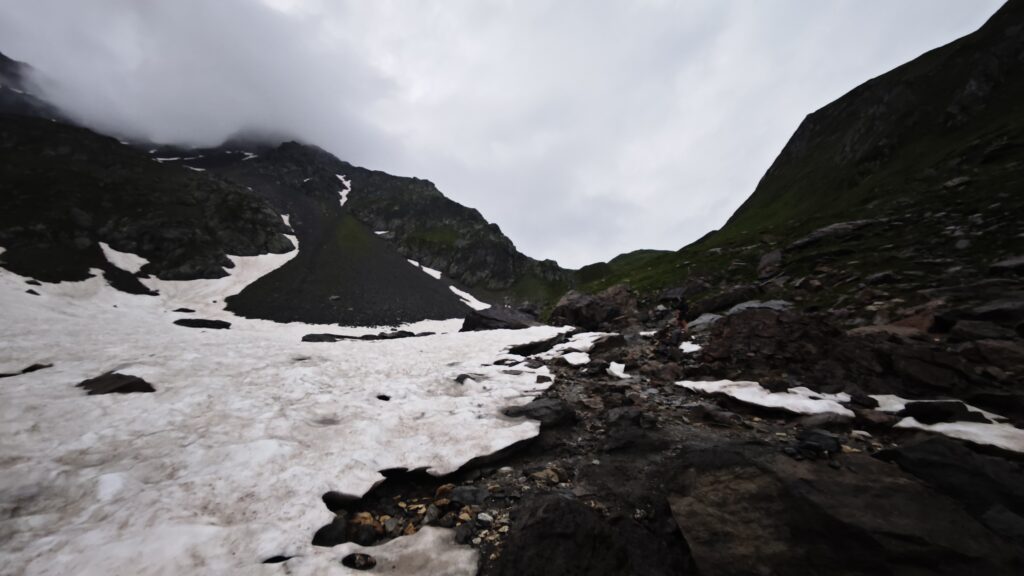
305, 242, 1024, 574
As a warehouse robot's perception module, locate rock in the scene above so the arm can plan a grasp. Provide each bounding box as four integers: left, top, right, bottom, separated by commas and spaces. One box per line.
950, 320, 1017, 341
476, 512, 494, 527
757, 249, 783, 279
847, 324, 926, 340
796, 412, 853, 429
492, 495, 629, 576
725, 299, 792, 315
669, 447, 1017, 575
341, 553, 376, 570
876, 436, 1024, 545
589, 333, 627, 355
969, 299, 1024, 326
689, 285, 760, 317
866, 271, 897, 285
172, 307, 195, 313
898, 401, 990, 424
76, 372, 155, 395
302, 333, 350, 342
853, 407, 898, 429
788, 220, 879, 250
549, 284, 637, 330
460, 307, 538, 331
990, 255, 1024, 276
503, 398, 576, 427
529, 468, 561, 485
450, 485, 489, 506
972, 339, 1024, 372
688, 313, 722, 332
173, 318, 231, 330
794, 428, 841, 458
507, 333, 569, 356
453, 521, 475, 545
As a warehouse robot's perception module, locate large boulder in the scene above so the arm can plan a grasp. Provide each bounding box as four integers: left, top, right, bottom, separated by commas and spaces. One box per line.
669, 447, 1019, 575
460, 307, 539, 332
549, 284, 637, 330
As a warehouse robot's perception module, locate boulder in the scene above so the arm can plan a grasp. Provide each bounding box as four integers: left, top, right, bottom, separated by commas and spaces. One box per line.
669, 447, 1018, 576
898, 401, 990, 424
788, 219, 879, 250
460, 307, 539, 332
549, 284, 637, 330
950, 320, 1017, 341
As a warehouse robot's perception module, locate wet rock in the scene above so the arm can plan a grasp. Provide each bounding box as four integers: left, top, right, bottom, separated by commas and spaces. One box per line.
76, 372, 155, 395
493, 495, 629, 576
794, 428, 841, 458
173, 318, 231, 330
899, 401, 990, 424
503, 398, 576, 427
460, 307, 538, 331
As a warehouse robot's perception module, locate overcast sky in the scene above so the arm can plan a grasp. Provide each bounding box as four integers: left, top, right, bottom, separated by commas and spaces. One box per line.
0, 0, 1005, 268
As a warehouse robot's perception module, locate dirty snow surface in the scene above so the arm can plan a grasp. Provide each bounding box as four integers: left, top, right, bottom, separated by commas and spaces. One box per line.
0, 241, 562, 575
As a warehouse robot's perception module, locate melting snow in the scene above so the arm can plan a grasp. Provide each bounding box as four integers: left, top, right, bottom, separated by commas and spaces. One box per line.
241, 152, 258, 161
678, 380, 854, 416
99, 242, 148, 274
0, 237, 563, 574
449, 286, 490, 311
184, 166, 206, 172
562, 352, 590, 366
336, 174, 351, 207
894, 418, 1024, 454
679, 341, 701, 353
152, 157, 180, 163
375, 230, 389, 235
281, 214, 291, 229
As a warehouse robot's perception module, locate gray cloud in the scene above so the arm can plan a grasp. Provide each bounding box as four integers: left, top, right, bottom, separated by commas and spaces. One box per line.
0, 0, 1004, 267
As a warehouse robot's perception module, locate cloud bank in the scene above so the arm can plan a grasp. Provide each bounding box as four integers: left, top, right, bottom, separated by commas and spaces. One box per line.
0, 0, 1004, 267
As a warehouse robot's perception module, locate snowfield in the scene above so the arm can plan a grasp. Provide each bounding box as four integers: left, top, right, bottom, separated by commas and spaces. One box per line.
0, 240, 564, 575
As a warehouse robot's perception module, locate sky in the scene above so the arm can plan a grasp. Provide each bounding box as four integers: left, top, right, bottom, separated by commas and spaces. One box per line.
0, 0, 1006, 268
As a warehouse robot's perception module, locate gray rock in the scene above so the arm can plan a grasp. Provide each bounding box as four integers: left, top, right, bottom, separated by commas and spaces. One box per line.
726, 299, 792, 315
757, 249, 783, 279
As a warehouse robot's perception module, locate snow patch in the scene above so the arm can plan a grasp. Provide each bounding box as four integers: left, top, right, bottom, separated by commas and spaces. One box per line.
184, 166, 206, 172
608, 362, 629, 379
152, 157, 180, 163
562, 351, 590, 366
336, 174, 351, 207
679, 341, 701, 353
678, 380, 854, 416
895, 418, 1024, 454
375, 230, 389, 236
281, 214, 291, 228
241, 152, 258, 161
99, 242, 148, 274
450, 286, 490, 311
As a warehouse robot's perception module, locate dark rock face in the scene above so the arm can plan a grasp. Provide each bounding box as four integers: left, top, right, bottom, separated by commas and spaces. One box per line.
0, 116, 293, 285
492, 495, 630, 576
549, 284, 637, 330
76, 372, 155, 395
173, 319, 231, 330
507, 333, 570, 356
460, 307, 538, 332
669, 448, 1019, 576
